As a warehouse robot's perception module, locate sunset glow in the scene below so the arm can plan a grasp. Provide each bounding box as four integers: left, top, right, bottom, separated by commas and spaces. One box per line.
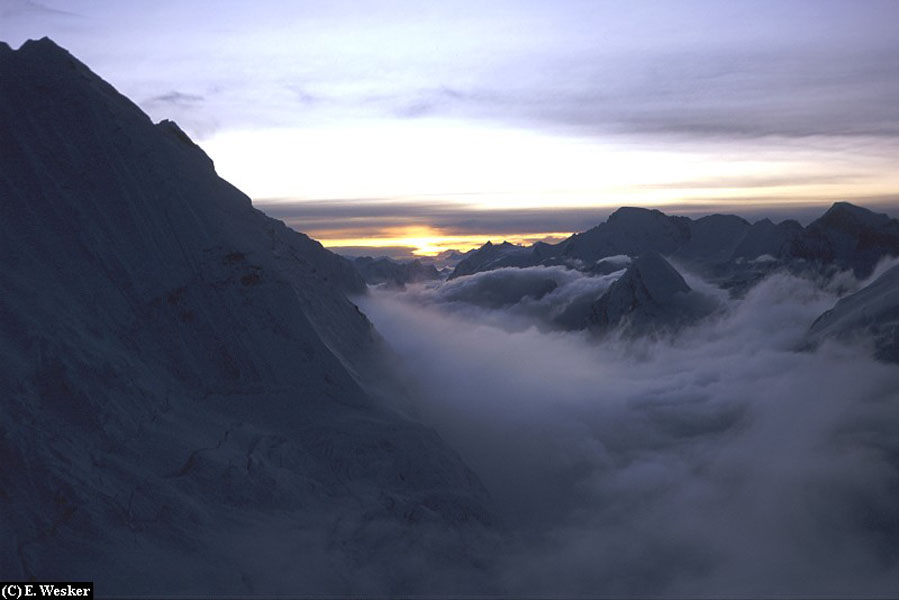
313, 225, 572, 256
8, 0, 897, 256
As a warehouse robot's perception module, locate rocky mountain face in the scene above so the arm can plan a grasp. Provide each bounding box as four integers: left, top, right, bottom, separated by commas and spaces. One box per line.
587, 253, 711, 335
789, 202, 899, 277
0, 38, 494, 595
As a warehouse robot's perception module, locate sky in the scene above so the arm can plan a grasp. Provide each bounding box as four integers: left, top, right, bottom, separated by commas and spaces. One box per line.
3, 0, 899, 256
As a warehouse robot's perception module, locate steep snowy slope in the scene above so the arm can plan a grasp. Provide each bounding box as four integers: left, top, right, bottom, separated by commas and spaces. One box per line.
807, 265, 899, 362
0, 38, 493, 595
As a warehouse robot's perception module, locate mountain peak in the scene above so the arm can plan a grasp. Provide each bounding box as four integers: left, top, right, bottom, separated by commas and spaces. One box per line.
812, 201, 893, 231
607, 206, 665, 223
15, 36, 74, 62
826, 200, 866, 214
829, 201, 865, 212
788, 201, 899, 277
589, 252, 695, 334
20, 36, 63, 50
628, 252, 692, 296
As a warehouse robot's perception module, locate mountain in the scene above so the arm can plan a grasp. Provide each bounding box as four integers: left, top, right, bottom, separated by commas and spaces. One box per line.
446, 204, 899, 283
562, 207, 692, 263
674, 214, 751, 263
587, 253, 712, 335
0, 38, 493, 594
807, 264, 899, 362
732, 217, 803, 261
788, 202, 899, 277
352, 256, 441, 287
432, 248, 476, 268
448, 241, 532, 279
446, 207, 757, 280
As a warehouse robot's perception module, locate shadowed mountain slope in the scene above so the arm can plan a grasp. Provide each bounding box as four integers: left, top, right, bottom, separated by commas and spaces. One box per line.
807, 264, 899, 363
0, 38, 493, 595
588, 253, 713, 335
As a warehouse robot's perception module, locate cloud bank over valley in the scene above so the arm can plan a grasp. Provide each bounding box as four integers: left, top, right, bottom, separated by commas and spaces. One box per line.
357, 260, 899, 597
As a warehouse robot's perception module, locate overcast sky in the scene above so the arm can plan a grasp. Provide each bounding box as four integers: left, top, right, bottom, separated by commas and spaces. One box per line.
4, 0, 899, 255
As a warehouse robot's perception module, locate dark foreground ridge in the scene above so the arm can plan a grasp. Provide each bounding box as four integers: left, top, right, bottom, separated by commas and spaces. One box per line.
0, 38, 494, 595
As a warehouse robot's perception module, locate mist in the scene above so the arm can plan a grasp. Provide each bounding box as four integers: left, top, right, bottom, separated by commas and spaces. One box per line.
356, 266, 899, 597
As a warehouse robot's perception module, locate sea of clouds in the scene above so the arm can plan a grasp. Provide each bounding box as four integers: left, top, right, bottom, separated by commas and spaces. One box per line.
356, 261, 899, 597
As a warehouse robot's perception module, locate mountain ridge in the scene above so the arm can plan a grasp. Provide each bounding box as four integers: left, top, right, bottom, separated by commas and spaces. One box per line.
448, 203, 899, 282
1, 37, 494, 593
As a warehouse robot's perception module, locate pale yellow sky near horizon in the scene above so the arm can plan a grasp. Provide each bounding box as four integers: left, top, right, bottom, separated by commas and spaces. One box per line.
203, 123, 899, 256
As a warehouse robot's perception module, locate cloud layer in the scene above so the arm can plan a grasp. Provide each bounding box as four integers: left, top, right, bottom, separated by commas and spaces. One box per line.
357, 267, 899, 596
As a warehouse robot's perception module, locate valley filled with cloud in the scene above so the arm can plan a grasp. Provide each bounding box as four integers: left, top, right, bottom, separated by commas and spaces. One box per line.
358, 260, 899, 596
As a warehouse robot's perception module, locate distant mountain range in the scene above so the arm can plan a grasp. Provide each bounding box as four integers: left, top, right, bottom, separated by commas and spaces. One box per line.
363, 202, 894, 348
351, 256, 442, 288
447, 202, 899, 282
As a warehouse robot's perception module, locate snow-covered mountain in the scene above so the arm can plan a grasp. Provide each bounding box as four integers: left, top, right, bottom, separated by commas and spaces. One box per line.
807, 264, 899, 362
0, 38, 494, 595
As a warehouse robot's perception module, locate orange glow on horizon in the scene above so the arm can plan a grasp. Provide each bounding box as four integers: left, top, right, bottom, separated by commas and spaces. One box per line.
315, 225, 573, 256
